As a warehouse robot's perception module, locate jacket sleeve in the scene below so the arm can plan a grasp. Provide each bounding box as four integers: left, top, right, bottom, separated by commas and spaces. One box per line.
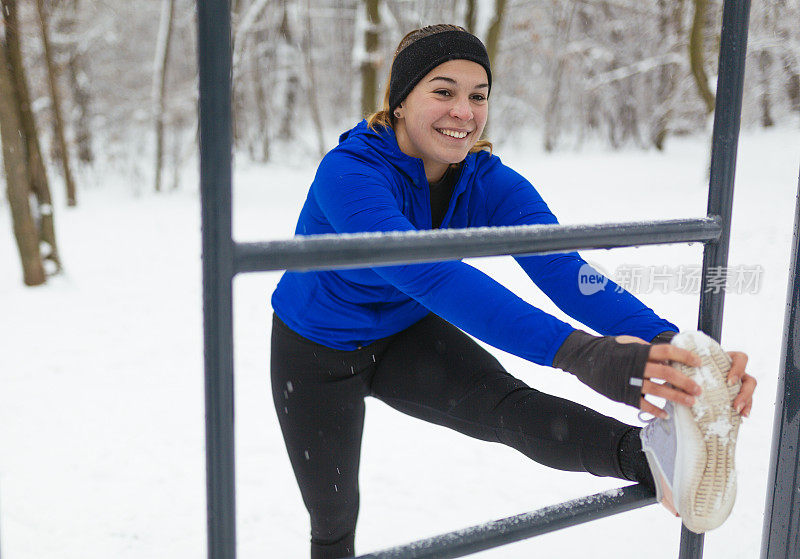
312, 152, 574, 366
484, 161, 679, 341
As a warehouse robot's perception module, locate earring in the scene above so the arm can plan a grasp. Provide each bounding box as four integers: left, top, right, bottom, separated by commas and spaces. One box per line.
394, 110, 401, 118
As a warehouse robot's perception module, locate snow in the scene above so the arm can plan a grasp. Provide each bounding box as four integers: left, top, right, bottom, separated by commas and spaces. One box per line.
696, 365, 716, 387
1, 125, 799, 558
705, 417, 733, 441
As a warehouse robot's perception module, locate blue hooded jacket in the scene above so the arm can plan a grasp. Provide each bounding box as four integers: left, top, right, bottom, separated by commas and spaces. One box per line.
271, 120, 677, 365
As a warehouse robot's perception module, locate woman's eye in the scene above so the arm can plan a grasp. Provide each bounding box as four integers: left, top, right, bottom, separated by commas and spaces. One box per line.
471, 94, 487, 102
434, 90, 452, 97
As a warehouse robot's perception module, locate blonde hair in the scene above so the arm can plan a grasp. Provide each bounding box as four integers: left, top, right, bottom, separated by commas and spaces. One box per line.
366, 24, 492, 155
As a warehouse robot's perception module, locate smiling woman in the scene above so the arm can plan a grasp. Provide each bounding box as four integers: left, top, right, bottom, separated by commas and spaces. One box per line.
268, 24, 755, 559
391, 59, 489, 182
367, 25, 494, 170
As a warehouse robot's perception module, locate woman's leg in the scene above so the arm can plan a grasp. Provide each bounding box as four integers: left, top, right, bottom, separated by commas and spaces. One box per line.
271, 315, 387, 559
370, 313, 641, 480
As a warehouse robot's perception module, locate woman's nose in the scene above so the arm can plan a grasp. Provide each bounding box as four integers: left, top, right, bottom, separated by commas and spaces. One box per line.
449, 97, 473, 121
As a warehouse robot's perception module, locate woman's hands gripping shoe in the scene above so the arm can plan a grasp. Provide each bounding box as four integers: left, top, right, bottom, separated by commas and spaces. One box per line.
616, 334, 704, 419
617, 334, 757, 421
553, 330, 703, 408
639, 331, 753, 533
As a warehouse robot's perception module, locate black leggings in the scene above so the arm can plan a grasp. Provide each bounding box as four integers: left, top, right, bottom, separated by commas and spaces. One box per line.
271, 313, 639, 559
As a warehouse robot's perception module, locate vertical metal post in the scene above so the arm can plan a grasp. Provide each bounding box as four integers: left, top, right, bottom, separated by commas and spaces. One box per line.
198, 1, 236, 559
684, 0, 752, 556
761, 171, 800, 559
697, 0, 751, 340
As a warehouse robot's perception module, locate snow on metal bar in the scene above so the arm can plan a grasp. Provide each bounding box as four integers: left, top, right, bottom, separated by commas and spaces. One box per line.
354, 484, 657, 559
235, 217, 722, 274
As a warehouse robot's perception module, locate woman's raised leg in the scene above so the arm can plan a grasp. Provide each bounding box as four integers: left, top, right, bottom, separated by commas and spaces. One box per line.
370, 313, 641, 480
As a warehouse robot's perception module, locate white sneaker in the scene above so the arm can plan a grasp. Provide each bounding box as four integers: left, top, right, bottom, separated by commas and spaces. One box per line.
639, 331, 742, 533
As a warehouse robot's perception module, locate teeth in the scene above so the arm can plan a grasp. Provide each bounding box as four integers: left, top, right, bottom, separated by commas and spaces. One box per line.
438, 129, 468, 139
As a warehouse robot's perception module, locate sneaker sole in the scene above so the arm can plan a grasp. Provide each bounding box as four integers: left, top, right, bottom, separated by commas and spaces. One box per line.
670, 331, 741, 533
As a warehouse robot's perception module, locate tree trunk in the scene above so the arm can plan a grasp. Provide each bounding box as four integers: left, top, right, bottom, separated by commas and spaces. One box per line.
37, 0, 77, 206
543, 3, 576, 152
651, 0, 681, 150
230, 0, 245, 152
303, 0, 326, 158
758, 50, 775, 127
485, 0, 507, 75
464, 0, 477, 34
2, 0, 60, 273
772, 0, 800, 114
3, 0, 50, 204
689, 0, 715, 113
783, 54, 800, 113
63, 0, 93, 164
0, 38, 45, 286
249, 47, 271, 162
152, 0, 176, 192
360, 0, 380, 118
232, 0, 271, 161
278, 0, 298, 141
483, 0, 507, 140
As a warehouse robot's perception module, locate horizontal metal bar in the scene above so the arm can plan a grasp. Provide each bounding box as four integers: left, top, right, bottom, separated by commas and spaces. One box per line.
354, 484, 657, 559
235, 217, 722, 273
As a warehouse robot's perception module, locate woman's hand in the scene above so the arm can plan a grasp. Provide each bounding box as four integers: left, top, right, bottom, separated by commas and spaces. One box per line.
616, 335, 756, 420
727, 351, 756, 417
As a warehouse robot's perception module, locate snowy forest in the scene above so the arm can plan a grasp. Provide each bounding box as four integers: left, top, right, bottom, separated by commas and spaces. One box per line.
1, 0, 799, 286
2, 3, 800, 558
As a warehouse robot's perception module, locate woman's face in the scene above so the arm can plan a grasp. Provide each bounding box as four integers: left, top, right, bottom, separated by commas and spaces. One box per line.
394, 59, 489, 182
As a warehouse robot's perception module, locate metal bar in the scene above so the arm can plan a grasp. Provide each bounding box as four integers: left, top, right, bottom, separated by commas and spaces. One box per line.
679, 529, 705, 558
761, 170, 800, 559
353, 485, 656, 559
198, 1, 236, 559
685, 0, 752, 556
192, 4, 750, 559
697, 0, 752, 342
235, 217, 722, 274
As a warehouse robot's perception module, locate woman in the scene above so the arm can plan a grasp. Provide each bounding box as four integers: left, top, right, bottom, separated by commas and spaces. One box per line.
270, 25, 756, 558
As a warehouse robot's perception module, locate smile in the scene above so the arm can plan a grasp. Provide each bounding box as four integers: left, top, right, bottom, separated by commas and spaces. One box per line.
436, 128, 470, 139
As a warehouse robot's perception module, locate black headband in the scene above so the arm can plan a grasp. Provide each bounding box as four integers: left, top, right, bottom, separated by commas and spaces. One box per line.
389, 29, 492, 113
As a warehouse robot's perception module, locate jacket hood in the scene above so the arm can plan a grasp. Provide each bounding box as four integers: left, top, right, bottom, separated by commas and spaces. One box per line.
338, 119, 477, 181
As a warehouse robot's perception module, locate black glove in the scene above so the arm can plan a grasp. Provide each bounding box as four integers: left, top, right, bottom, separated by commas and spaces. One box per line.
552, 330, 652, 407
650, 330, 678, 345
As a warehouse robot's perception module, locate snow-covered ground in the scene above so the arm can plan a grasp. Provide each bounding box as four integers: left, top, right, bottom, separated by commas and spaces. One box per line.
1, 125, 798, 558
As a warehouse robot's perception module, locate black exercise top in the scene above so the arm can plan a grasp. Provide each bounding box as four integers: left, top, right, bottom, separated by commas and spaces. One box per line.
429, 164, 459, 229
